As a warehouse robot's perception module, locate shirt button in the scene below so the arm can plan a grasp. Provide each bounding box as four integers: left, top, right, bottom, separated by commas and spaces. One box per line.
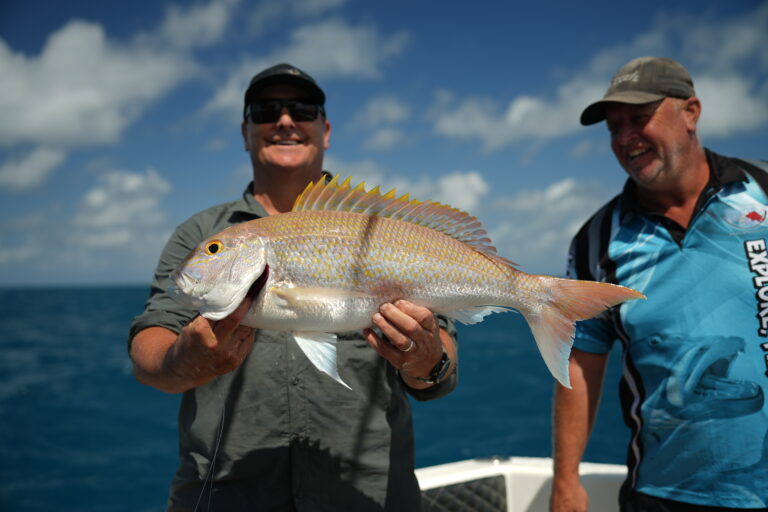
291, 377, 300, 386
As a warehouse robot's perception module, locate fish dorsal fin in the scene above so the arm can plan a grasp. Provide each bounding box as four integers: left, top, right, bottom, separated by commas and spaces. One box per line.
293, 175, 513, 263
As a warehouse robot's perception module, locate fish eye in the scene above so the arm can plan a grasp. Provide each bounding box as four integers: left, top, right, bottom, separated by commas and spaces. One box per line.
204, 240, 223, 255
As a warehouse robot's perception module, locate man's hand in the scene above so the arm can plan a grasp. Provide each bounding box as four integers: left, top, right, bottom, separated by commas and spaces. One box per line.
131, 297, 256, 393
166, 298, 256, 388
364, 300, 454, 389
550, 478, 588, 512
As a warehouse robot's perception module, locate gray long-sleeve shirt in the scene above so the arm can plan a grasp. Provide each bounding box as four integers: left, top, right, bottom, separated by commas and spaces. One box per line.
129, 182, 457, 511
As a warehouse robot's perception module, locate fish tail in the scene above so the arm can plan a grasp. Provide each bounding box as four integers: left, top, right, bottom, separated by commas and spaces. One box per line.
521, 277, 644, 389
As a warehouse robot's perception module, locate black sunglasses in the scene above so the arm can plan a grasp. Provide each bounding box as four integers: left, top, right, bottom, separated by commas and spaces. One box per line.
245, 99, 325, 124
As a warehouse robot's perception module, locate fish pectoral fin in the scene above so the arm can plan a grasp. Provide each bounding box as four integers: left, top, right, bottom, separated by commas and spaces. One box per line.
274, 287, 371, 307
446, 306, 514, 325
293, 332, 352, 390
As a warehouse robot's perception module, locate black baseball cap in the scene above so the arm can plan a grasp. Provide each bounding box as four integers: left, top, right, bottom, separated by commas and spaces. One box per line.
580, 57, 696, 125
243, 63, 326, 110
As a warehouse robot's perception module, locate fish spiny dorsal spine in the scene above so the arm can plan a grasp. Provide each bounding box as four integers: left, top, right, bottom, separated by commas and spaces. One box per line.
292, 175, 516, 267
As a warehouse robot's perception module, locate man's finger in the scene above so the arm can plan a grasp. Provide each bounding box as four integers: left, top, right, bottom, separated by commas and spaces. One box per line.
393, 300, 436, 330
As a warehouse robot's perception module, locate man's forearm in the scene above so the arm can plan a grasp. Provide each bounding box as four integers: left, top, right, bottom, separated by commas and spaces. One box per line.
130, 326, 193, 394
552, 350, 608, 480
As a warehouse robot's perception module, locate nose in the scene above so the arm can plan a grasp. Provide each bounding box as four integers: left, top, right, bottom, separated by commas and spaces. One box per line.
612, 123, 637, 147
275, 107, 296, 127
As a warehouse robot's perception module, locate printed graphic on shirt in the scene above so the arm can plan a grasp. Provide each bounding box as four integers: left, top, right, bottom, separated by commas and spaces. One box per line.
742, 239, 768, 377
722, 193, 768, 229
636, 333, 767, 491
745, 239, 768, 338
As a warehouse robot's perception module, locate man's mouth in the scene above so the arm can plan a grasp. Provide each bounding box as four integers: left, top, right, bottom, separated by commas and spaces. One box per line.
270, 139, 302, 146
627, 147, 651, 161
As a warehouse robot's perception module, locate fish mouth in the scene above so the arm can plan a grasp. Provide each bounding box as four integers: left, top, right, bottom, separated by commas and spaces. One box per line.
247, 264, 270, 299
167, 268, 204, 309
167, 264, 269, 315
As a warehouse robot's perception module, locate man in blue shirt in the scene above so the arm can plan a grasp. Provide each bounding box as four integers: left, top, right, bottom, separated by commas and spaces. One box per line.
550, 56, 768, 511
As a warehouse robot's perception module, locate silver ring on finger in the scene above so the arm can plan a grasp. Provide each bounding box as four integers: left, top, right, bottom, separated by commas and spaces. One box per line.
400, 340, 415, 352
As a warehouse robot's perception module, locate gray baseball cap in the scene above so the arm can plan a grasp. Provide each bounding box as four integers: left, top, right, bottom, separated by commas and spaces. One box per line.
580, 57, 695, 125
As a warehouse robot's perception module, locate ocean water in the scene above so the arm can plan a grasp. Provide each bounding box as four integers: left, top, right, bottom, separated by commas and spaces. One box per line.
0, 286, 627, 511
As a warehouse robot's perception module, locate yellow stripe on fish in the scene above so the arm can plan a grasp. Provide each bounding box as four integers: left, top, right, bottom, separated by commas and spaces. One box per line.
169, 176, 645, 389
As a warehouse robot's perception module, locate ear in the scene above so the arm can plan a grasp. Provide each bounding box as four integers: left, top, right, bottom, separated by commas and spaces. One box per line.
241, 121, 249, 151
323, 119, 332, 150
681, 97, 701, 132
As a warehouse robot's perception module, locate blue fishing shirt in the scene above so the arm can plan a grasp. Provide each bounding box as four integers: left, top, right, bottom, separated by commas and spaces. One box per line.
567, 150, 768, 508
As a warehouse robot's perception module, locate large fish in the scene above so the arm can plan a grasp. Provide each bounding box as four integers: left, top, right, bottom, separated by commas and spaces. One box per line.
169, 176, 643, 389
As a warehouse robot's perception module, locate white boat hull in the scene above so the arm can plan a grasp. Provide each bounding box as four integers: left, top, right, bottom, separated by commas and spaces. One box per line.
417, 456, 625, 512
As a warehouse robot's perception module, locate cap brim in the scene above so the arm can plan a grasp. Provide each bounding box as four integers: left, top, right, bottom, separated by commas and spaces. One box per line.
580, 91, 666, 125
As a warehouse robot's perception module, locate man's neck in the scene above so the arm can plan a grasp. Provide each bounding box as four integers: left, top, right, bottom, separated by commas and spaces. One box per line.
251, 167, 324, 215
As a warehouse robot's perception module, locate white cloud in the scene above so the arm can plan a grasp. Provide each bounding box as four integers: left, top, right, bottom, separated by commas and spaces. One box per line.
0, 147, 66, 191
159, 0, 239, 49
282, 18, 408, 79
696, 75, 768, 138
432, 3, 768, 151
73, 167, 171, 234
0, 166, 174, 282
485, 179, 614, 274
0, 0, 241, 190
204, 18, 409, 117
0, 21, 197, 149
322, 154, 489, 213
430, 172, 489, 213
354, 96, 411, 151
248, 0, 348, 33
323, 154, 388, 185
433, 80, 603, 152
58, 167, 175, 278
356, 96, 410, 126
363, 128, 404, 151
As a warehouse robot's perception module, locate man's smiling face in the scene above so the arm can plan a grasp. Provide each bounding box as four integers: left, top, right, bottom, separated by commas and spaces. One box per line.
606, 97, 696, 191
242, 84, 330, 175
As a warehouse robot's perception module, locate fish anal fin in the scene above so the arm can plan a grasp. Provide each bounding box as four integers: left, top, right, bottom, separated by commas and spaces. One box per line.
446, 306, 515, 325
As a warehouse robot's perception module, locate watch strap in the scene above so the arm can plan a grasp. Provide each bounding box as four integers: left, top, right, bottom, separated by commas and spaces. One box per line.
411, 351, 451, 384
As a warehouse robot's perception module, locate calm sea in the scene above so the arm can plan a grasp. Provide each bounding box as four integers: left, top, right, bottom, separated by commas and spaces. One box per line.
0, 286, 627, 511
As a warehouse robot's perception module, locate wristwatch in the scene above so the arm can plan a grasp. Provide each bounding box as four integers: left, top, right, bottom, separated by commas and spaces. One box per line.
411, 351, 452, 384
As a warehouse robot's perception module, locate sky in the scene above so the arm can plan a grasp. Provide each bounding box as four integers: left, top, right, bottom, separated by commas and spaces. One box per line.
0, 0, 767, 287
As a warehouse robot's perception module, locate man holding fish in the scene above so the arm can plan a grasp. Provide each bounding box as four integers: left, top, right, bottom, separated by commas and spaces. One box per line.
129, 63, 458, 511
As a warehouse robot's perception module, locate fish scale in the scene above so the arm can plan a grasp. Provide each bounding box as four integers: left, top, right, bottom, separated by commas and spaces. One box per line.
169, 176, 645, 389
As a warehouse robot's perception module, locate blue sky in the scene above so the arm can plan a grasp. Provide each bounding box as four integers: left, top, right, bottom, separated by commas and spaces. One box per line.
1, 0, 766, 286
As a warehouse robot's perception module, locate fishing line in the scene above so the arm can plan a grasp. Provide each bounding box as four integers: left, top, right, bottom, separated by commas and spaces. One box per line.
193, 396, 227, 512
